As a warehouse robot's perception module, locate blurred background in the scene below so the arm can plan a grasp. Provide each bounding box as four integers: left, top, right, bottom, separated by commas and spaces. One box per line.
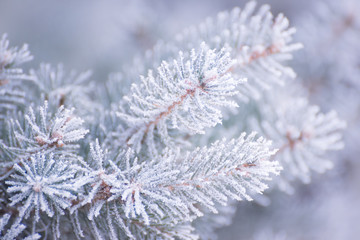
0, 0, 308, 80
1, 0, 359, 239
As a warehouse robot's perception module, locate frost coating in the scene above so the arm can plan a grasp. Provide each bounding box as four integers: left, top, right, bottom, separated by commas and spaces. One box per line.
6, 152, 77, 221
0, 214, 40, 240
117, 44, 244, 154
74, 133, 280, 234
29, 63, 92, 109
0, 101, 89, 165
0, 34, 33, 121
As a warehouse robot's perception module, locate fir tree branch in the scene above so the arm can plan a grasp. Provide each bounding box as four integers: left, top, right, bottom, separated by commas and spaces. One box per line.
73, 133, 280, 231
116, 44, 243, 155
0, 101, 88, 184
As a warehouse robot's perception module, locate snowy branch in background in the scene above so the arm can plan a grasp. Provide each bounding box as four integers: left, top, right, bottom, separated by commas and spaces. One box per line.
0, 34, 33, 80
176, 1, 303, 99
295, 0, 360, 162
250, 86, 346, 193
29, 63, 93, 112
0, 34, 33, 121
297, 0, 360, 90
126, 1, 302, 102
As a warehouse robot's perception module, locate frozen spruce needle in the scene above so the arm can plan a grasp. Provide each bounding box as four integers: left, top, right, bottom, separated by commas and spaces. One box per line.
0, 100, 88, 164
0, 214, 40, 240
6, 152, 77, 223
117, 43, 244, 155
